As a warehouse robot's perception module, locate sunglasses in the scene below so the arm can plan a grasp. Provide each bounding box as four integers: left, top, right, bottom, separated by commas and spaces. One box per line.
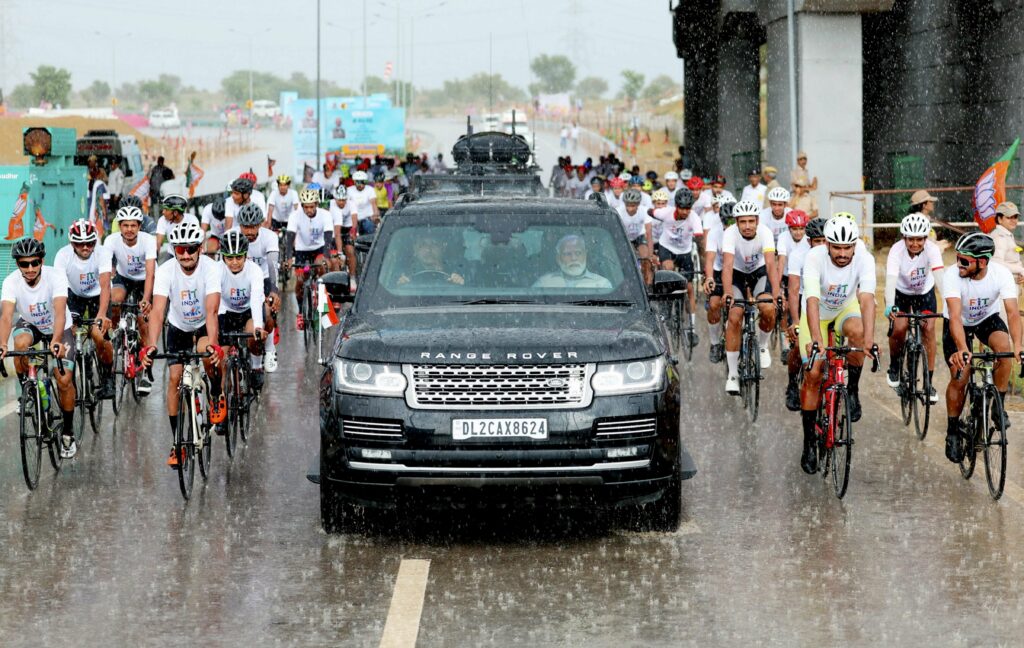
957, 256, 975, 267
174, 244, 202, 256
17, 259, 42, 269
73, 241, 97, 248
222, 253, 246, 259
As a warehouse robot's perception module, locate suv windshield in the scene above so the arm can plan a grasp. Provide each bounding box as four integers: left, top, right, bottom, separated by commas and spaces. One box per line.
359, 211, 644, 308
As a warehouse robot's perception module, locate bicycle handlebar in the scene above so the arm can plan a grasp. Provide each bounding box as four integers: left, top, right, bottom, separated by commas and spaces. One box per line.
954, 350, 1024, 380
804, 342, 880, 372
887, 310, 943, 337
727, 297, 776, 307
149, 350, 213, 362
0, 348, 66, 378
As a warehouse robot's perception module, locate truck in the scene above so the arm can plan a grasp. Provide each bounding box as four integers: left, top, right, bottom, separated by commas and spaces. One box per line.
75, 129, 144, 181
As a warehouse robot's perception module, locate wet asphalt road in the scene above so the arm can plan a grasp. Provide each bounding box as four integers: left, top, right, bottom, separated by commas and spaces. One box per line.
5, 306, 1024, 647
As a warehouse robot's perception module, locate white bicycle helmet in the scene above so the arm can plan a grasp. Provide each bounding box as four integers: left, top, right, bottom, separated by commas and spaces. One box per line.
679, 169, 693, 181
332, 184, 348, 200
299, 188, 320, 204
352, 170, 368, 183
651, 189, 670, 203
900, 213, 932, 237
713, 193, 732, 206
116, 205, 144, 222
733, 200, 761, 218
824, 216, 859, 244
167, 220, 204, 246
766, 187, 791, 203
664, 171, 679, 181
68, 218, 98, 244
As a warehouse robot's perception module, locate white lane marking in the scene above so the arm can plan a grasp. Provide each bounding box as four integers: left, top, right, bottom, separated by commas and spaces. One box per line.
379, 559, 431, 648
0, 399, 18, 420
868, 392, 1024, 507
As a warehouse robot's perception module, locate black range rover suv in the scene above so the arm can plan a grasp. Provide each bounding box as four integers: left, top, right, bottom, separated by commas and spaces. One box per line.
316, 138, 697, 532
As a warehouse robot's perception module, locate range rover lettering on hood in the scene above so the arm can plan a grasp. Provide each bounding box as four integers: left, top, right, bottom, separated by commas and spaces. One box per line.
421, 351, 579, 361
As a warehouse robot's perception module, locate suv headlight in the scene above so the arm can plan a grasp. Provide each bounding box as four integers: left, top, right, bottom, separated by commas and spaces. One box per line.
332, 359, 407, 397
591, 357, 665, 395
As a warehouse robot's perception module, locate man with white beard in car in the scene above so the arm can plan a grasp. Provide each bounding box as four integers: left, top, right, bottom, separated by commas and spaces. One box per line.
533, 235, 611, 289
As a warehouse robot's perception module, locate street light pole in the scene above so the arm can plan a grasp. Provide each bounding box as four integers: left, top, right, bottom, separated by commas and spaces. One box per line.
316, 0, 322, 165
362, 0, 368, 107
248, 35, 254, 125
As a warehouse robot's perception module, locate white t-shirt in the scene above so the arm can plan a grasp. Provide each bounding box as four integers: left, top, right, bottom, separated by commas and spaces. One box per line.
156, 214, 201, 255
942, 263, 1017, 327
786, 242, 816, 293
705, 224, 726, 272
54, 244, 113, 298
219, 259, 265, 327
760, 207, 792, 243
741, 184, 767, 206
330, 200, 355, 229
225, 195, 267, 224
245, 228, 278, 279
802, 245, 877, 319
777, 232, 809, 274
651, 206, 702, 255
615, 204, 652, 242
201, 203, 229, 239
1, 267, 72, 334
312, 171, 340, 196
603, 190, 624, 211
153, 255, 222, 331
104, 231, 158, 281
267, 188, 299, 224
287, 208, 333, 252
693, 189, 734, 218
722, 223, 775, 274
346, 185, 378, 219
887, 239, 944, 296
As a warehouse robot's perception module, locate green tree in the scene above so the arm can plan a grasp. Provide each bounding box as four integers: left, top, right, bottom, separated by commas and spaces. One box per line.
575, 76, 608, 100
81, 80, 111, 106
641, 74, 680, 103
29, 65, 72, 106
9, 83, 38, 108
137, 77, 176, 107
620, 70, 645, 102
529, 54, 576, 94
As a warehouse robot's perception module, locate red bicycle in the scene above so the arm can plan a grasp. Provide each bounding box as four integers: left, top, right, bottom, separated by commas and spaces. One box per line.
806, 334, 879, 499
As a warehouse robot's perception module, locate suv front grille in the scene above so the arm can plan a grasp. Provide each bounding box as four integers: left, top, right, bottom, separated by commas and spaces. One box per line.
405, 363, 593, 410
594, 417, 658, 440
341, 417, 404, 440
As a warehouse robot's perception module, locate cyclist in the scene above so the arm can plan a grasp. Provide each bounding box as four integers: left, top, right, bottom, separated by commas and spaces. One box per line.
239, 171, 267, 217
775, 209, 810, 358
104, 205, 157, 394
154, 194, 199, 259
604, 176, 627, 210
761, 187, 792, 243
693, 174, 733, 220
583, 175, 604, 200
650, 187, 702, 344
287, 188, 336, 329
140, 221, 225, 467
224, 177, 264, 231
783, 216, 826, 411
347, 171, 380, 236
663, 171, 680, 202
266, 174, 299, 232
330, 186, 358, 278
219, 231, 268, 391
200, 198, 228, 256
617, 188, 655, 285
798, 216, 877, 473
721, 200, 780, 394
235, 203, 281, 373
943, 232, 1022, 463
55, 219, 115, 399
704, 201, 737, 363
119, 194, 158, 234
885, 213, 944, 401
0, 238, 78, 458
373, 171, 393, 216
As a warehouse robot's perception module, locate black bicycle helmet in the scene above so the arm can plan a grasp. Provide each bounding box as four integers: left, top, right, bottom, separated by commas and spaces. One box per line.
805, 217, 827, 240
955, 232, 995, 259
373, 171, 386, 183
120, 194, 143, 209
719, 201, 736, 222
162, 194, 188, 212
211, 199, 226, 220
230, 177, 254, 194
673, 187, 694, 209
221, 230, 249, 257
12, 237, 45, 259
235, 202, 265, 227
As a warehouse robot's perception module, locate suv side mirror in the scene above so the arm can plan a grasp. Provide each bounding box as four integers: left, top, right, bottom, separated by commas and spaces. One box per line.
354, 234, 375, 254
320, 271, 354, 303
649, 270, 687, 300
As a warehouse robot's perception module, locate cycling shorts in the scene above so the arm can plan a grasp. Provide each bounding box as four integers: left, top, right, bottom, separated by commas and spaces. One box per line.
658, 249, 695, 279
270, 219, 288, 233
708, 270, 724, 298
941, 314, 1007, 368
67, 293, 100, 320
165, 324, 207, 366
112, 274, 146, 302
294, 250, 325, 267
12, 320, 76, 368
798, 299, 862, 361
894, 289, 937, 314
730, 267, 768, 301
218, 311, 251, 336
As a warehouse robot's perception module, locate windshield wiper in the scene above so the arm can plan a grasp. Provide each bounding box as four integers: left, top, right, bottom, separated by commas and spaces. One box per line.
562, 299, 634, 306
453, 298, 540, 305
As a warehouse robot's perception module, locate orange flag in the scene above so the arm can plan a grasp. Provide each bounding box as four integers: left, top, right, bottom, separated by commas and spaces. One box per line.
974, 138, 1020, 233
33, 207, 55, 242
6, 182, 28, 240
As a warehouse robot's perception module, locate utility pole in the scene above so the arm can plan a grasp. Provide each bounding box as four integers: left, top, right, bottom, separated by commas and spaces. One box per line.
395, 2, 401, 107
488, 33, 493, 114
316, 0, 321, 165
362, 0, 368, 107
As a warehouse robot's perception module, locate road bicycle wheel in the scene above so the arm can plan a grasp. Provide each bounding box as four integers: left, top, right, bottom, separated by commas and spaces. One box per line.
984, 387, 1007, 500
831, 388, 853, 499
743, 332, 760, 422
680, 292, 693, 363
19, 388, 43, 490
912, 346, 931, 441
663, 300, 681, 359
176, 390, 196, 500
302, 284, 314, 349
238, 364, 252, 444
224, 364, 239, 458
111, 336, 126, 415
899, 347, 913, 426
958, 403, 977, 480
73, 355, 88, 442
197, 385, 213, 481
87, 352, 104, 434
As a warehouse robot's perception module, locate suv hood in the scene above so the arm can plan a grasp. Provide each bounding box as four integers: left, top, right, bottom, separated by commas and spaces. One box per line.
339, 306, 664, 364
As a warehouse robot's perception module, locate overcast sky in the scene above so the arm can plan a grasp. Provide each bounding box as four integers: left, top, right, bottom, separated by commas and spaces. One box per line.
1, 0, 683, 97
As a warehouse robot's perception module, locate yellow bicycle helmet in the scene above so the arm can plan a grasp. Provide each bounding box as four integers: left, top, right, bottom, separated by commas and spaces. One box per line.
276, 174, 292, 185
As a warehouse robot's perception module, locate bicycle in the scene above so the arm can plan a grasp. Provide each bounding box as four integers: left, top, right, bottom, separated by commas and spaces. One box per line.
110, 299, 146, 414
729, 296, 776, 422
888, 311, 943, 440
660, 281, 695, 362
805, 337, 880, 499
148, 349, 214, 500
277, 231, 292, 286
0, 349, 68, 490
953, 351, 1024, 501
221, 331, 259, 457
295, 263, 322, 351
71, 316, 105, 438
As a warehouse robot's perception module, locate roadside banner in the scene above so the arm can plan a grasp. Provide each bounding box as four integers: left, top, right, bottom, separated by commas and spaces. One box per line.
974, 138, 1020, 233
5, 182, 28, 240
288, 96, 404, 176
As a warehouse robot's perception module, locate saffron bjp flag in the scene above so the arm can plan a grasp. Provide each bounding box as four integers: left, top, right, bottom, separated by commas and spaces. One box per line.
267, 155, 276, 180
32, 207, 55, 242
6, 182, 28, 240
185, 152, 204, 198
974, 138, 1020, 233
129, 176, 151, 211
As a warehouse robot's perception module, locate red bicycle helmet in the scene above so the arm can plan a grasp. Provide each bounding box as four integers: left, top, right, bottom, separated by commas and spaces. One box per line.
608, 177, 626, 189
240, 171, 258, 184
686, 176, 704, 192
785, 209, 809, 227
69, 218, 98, 243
